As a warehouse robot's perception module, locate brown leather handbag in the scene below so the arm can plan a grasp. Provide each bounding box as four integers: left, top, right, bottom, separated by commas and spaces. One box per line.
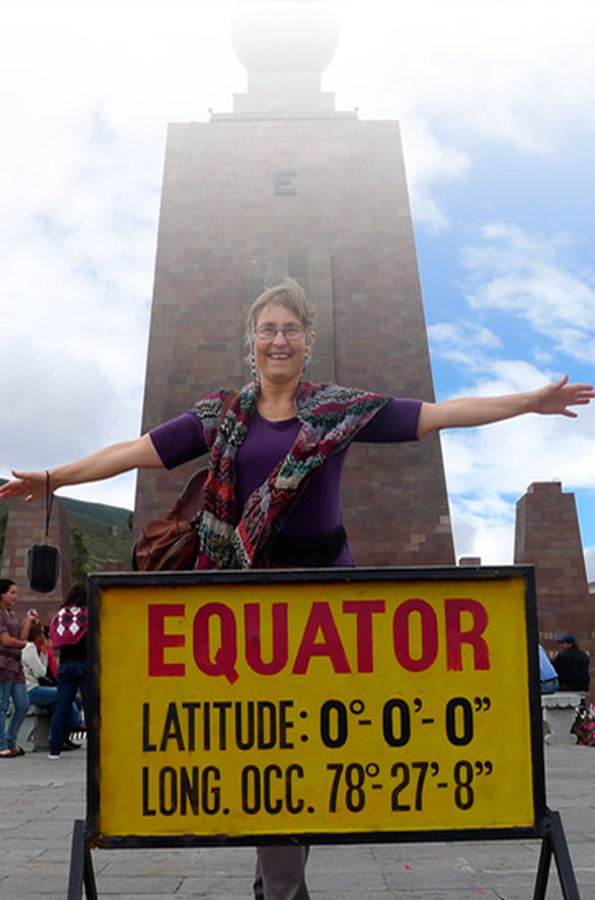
132, 391, 237, 571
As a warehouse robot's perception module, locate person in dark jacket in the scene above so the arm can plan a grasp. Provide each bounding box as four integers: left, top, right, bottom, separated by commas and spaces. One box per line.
47, 583, 88, 759
552, 634, 591, 692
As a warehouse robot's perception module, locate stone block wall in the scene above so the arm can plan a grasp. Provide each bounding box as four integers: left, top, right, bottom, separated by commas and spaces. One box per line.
135, 113, 455, 567
514, 481, 593, 694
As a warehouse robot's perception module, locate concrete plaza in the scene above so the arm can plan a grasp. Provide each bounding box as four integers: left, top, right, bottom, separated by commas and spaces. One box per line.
1, 741, 594, 900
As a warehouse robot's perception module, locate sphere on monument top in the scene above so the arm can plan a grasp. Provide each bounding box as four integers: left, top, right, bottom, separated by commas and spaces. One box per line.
231, 0, 340, 73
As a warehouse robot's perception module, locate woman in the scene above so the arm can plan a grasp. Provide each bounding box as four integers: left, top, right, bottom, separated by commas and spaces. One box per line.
0, 579, 38, 758
21, 620, 83, 751
47, 582, 89, 760
0, 281, 593, 894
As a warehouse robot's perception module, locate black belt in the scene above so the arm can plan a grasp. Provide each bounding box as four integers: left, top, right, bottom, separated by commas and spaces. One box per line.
265, 525, 348, 568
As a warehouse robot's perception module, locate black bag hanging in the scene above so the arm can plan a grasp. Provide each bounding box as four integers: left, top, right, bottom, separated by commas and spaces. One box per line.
27, 471, 61, 593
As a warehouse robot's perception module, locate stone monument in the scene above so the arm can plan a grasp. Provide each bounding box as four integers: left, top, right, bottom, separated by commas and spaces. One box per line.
134, 0, 455, 566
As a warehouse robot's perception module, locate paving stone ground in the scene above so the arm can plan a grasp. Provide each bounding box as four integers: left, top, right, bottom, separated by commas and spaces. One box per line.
1, 741, 593, 899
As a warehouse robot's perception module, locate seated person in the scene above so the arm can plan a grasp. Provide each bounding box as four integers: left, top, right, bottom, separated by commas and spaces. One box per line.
21, 621, 83, 750
538, 645, 559, 694
552, 634, 591, 693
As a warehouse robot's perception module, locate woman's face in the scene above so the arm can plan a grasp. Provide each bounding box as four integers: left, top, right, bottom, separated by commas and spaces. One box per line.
252, 302, 311, 388
0, 583, 18, 609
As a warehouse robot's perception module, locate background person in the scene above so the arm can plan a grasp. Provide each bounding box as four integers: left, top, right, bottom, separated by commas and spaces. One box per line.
0, 579, 37, 758
43, 624, 58, 682
47, 583, 89, 760
552, 634, 591, 693
538, 644, 559, 694
22, 621, 83, 751
0, 280, 593, 897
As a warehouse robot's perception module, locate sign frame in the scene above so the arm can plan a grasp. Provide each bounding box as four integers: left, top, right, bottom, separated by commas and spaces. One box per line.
85, 564, 548, 850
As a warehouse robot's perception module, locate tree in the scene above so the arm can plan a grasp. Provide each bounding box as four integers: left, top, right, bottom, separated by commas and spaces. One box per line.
70, 526, 89, 583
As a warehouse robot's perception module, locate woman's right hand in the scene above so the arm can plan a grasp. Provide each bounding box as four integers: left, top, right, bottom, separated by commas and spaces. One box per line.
0, 470, 48, 502
1, 435, 165, 502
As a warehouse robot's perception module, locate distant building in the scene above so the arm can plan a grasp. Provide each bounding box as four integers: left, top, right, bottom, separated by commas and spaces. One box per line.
515, 481, 593, 695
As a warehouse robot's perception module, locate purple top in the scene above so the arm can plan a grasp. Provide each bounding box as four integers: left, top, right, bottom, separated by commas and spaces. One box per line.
150, 398, 422, 566
0, 607, 24, 684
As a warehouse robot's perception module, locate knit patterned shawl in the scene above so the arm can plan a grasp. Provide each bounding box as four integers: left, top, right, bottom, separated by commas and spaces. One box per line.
194, 381, 391, 570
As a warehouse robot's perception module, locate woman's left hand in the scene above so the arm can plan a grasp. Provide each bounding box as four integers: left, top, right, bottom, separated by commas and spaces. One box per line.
531, 375, 595, 418
418, 374, 594, 436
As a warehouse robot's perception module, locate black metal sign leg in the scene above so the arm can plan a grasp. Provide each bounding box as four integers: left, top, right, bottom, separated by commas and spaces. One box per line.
533, 810, 581, 900
67, 819, 98, 900
83, 843, 98, 900
549, 810, 581, 900
533, 830, 553, 900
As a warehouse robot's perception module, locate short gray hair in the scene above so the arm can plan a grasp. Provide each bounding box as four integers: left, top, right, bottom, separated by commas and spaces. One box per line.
246, 280, 314, 343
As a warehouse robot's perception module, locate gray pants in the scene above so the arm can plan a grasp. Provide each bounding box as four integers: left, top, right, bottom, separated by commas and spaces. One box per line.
254, 845, 310, 900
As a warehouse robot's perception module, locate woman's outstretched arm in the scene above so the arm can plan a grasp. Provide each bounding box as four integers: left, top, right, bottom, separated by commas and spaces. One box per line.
0, 433, 164, 503
417, 375, 594, 438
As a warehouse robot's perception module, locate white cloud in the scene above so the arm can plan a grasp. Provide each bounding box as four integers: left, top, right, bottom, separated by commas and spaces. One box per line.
434, 354, 595, 496
428, 321, 502, 372
449, 491, 517, 566
430, 351, 595, 579
460, 224, 595, 362
400, 116, 469, 234
0, 333, 139, 460
585, 545, 595, 584
333, 0, 595, 136
443, 413, 595, 497
330, 0, 595, 235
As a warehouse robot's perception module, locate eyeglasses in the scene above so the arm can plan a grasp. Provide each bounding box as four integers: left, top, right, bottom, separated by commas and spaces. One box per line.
254, 324, 306, 342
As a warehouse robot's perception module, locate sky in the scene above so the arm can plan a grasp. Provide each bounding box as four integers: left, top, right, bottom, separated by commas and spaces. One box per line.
1, 0, 594, 578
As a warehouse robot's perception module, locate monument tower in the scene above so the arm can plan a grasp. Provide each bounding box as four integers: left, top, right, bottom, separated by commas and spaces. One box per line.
135, 0, 455, 566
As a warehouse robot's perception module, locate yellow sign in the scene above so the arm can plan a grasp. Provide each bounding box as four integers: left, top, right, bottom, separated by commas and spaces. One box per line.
93, 571, 539, 842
